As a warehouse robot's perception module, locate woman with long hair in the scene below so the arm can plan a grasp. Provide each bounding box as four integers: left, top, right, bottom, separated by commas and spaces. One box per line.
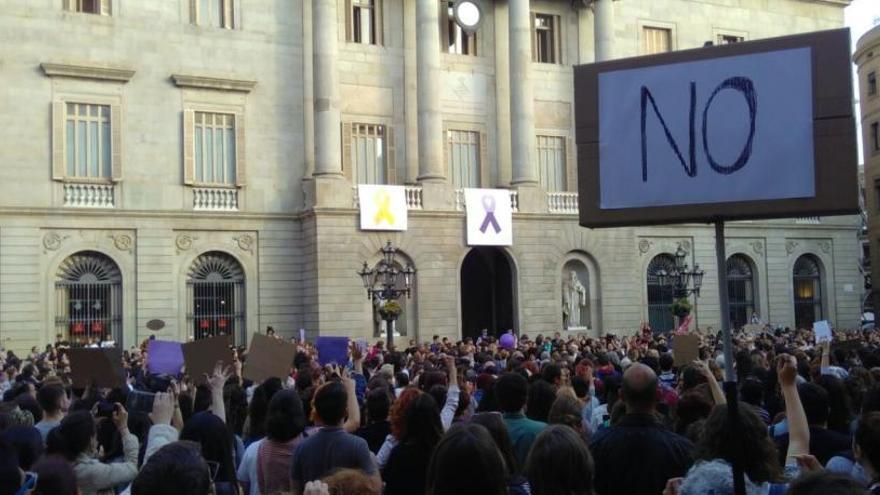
470, 412, 529, 495
383, 393, 443, 495
425, 423, 508, 495
525, 425, 595, 495
46, 407, 139, 495
180, 411, 240, 495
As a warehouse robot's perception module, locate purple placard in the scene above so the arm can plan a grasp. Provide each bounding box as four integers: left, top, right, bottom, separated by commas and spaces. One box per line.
147, 340, 184, 375
316, 336, 350, 366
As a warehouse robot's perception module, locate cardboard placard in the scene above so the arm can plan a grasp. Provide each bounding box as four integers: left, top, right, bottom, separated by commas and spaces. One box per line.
814, 320, 832, 344
673, 334, 701, 367
243, 333, 298, 383
182, 335, 233, 384
316, 336, 350, 366
69, 347, 126, 389
147, 340, 184, 375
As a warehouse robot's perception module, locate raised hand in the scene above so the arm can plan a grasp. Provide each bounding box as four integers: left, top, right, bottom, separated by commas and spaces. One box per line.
777, 354, 798, 388
150, 392, 175, 426
206, 361, 231, 392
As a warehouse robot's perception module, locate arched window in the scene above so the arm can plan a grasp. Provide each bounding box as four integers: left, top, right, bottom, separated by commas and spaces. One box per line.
187, 252, 245, 342
793, 254, 823, 329
55, 251, 122, 346
647, 254, 676, 332
727, 254, 756, 330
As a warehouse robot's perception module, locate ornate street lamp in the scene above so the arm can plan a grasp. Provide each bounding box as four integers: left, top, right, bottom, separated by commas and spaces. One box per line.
660, 246, 705, 329
358, 241, 416, 351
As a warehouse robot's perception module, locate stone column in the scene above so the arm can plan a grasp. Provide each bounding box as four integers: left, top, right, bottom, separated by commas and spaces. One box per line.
594, 0, 615, 62
577, 4, 594, 65
509, 0, 537, 186
416, 0, 444, 182
404, 0, 419, 183
302, 0, 315, 177
494, 2, 512, 187
312, 0, 341, 177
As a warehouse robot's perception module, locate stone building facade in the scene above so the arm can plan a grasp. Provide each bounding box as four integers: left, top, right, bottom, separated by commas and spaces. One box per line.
856, 23, 880, 315
0, 0, 861, 353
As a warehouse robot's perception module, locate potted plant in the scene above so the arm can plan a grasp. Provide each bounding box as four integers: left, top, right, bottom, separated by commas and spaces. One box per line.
670, 298, 692, 318
378, 300, 403, 321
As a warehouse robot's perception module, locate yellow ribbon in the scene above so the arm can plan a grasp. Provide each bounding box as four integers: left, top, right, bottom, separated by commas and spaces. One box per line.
373, 189, 396, 225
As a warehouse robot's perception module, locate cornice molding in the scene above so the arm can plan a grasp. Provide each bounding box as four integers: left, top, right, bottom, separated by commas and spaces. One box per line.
170, 74, 257, 93
40, 62, 135, 83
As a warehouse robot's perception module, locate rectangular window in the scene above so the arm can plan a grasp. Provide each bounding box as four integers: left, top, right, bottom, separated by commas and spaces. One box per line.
193, 0, 234, 29
537, 135, 566, 192
869, 72, 877, 96
351, 124, 386, 184
873, 122, 880, 152
64, 103, 112, 180
70, 0, 111, 15
533, 14, 561, 64
643, 27, 672, 54
193, 112, 236, 185
442, 1, 477, 56
717, 34, 744, 45
875, 180, 880, 213
447, 130, 480, 188
350, 0, 377, 45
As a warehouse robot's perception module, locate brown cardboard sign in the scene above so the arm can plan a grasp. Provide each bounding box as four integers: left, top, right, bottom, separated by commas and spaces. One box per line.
243, 333, 298, 383
182, 335, 233, 385
575, 28, 858, 228
69, 347, 125, 389
673, 334, 701, 367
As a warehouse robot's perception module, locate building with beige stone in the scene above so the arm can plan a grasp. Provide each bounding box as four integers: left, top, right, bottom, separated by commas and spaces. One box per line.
0, 0, 863, 353
856, 23, 880, 317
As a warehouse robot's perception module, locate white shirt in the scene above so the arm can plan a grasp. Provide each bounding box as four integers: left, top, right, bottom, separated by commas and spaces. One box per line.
237, 439, 263, 495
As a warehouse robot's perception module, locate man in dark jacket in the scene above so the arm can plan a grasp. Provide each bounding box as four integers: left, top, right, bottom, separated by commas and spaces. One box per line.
590, 363, 694, 495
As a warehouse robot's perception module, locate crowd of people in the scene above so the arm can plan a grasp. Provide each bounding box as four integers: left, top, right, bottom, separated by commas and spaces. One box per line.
1, 323, 880, 494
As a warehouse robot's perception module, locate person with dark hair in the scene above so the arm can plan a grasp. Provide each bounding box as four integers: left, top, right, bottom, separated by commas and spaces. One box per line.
495, 372, 546, 468
659, 353, 677, 389
590, 363, 693, 495
526, 380, 556, 423
290, 378, 375, 493
180, 412, 239, 495
541, 363, 562, 387
356, 387, 392, 454
47, 407, 139, 495
525, 424, 594, 495
238, 389, 306, 495
740, 377, 770, 424
31, 455, 79, 495
0, 426, 43, 471
470, 412, 528, 495
0, 438, 23, 495
855, 412, 880, 493
130, 441, 212, 495
548, 393, 587, 438
35, 384, 68, 442
383, 393, 443, 494
243, 377, 282, 447
786, 471, 869, 495
425, 423, 508, 495
775, 382, 853, 465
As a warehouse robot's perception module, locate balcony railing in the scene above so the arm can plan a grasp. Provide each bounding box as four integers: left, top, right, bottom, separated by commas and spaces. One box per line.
795, 217, 821, 224
548, 192, 579, 214
352, 186, 423, 210
194, 187, 238, 211
455, 189, 519, 212
63, 183, 115, 208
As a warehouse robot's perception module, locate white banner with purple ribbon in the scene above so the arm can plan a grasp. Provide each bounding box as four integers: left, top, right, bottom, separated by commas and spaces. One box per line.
465, 188, 513, 246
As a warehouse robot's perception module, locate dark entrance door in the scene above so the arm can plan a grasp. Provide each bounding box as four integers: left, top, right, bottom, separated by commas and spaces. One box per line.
460, 247, 515, 340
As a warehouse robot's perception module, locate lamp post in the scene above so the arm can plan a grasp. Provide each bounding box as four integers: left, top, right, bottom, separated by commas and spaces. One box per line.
357, 241, 415, 351
657, 246, 705, 329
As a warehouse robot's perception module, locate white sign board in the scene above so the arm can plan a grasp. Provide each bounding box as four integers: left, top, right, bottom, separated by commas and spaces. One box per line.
814, 320, 832, 344
358, 185, 408, 231
465, 188, 513, 246
598, 48, 814, 209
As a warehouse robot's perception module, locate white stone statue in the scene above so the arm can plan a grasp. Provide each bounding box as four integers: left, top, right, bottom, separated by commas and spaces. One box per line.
563, 271, 588, 329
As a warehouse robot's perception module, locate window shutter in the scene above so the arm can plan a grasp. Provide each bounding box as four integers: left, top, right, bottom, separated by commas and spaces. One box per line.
375, 0, 384, 46
223, 0, 234, 28
110, 104, 122, 181
479, 131, 488, 187
344, 0, 353, 41
554, 15, 562, 64
52, 101, 65, 181
341, 122, 353, 181
100, 0, 112, 16
234, 112, 246, 186
439, 0, 448, 52
385, 125, 396, 185
442, 128, 449, 183
189, 0, 197, 24
530, 12, 537, 61
565, 136, 575, 192
183, 109, 195, 185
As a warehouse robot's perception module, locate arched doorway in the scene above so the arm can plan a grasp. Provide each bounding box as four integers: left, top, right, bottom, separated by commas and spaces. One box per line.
793, 254, 824, 329
55, 251, 123, 346
647, 254, 676, 333
187, 251, 246, 344
727, 254, 757, 330
460, 247, 516, 340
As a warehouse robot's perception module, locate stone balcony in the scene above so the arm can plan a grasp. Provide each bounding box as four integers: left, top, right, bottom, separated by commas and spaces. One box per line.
193, 187, 238, 211
63, 182, 116, 208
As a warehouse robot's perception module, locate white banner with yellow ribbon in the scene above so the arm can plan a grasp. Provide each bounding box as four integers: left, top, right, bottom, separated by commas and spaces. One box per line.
358, 185, 408, 231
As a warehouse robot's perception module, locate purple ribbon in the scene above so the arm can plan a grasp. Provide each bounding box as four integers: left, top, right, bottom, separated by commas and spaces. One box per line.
479, 195, 501, 234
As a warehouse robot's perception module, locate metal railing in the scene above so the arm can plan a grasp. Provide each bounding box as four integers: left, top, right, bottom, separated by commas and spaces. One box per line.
186, 280, 245, 343
455, 189, 519, 212
54, 281, 122, 345
63, 183, 115, 208
194, 187, 238, 211
795, 217, 821, 224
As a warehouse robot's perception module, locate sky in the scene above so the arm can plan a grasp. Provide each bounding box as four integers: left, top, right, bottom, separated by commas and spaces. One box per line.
847, 0, 880, 162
